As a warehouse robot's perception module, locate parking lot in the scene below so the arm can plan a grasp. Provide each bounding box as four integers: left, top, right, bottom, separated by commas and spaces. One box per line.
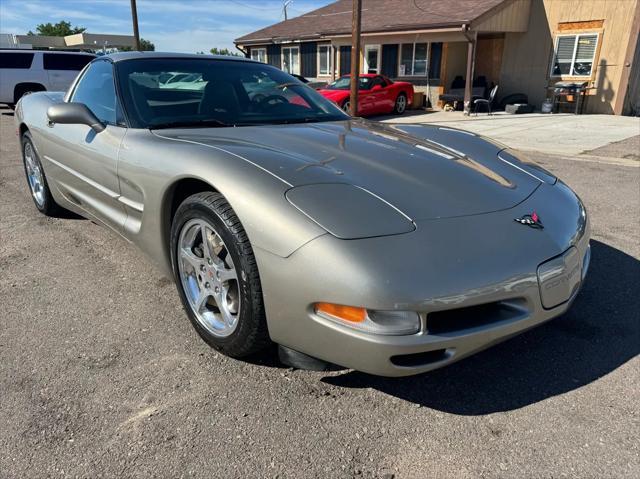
0, 106, 638, 478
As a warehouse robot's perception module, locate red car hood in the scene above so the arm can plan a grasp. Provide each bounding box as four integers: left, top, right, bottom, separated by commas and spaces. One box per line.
317, 89, 349, 103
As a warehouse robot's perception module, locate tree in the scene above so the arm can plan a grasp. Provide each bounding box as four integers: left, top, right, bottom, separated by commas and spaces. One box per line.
119, 38, 155, 52
210, 47, 242, 57
28, 21, 85, 36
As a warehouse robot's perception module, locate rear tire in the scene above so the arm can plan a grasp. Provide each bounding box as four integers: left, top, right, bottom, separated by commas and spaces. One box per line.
394, 93, 407, 114
170, 192, 270, 358
21, 132, 64, 216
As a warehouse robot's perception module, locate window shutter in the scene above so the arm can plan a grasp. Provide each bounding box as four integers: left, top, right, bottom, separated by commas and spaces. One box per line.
300, 42, 317, 78
381, 44, 398, 78
339, 45, 351, 76
429, 43, 442, 79
267, 44, 281, 68
381, 44, 399, 78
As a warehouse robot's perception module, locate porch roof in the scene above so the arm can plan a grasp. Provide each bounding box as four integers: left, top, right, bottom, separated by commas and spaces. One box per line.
235, 0, 519, 45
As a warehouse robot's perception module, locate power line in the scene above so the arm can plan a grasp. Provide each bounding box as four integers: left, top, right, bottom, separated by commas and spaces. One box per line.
226, 0, 287, 12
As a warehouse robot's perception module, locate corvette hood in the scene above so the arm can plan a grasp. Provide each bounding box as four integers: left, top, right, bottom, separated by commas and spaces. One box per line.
316, 89, 349, 103
153, 120, 542, 220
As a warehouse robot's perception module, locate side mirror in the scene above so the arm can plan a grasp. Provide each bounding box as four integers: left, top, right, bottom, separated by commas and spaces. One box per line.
371, 84, 383, 91
47, 102, 105, 133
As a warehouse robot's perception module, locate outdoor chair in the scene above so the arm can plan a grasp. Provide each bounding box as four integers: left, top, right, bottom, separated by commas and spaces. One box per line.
474, 85, 499, 115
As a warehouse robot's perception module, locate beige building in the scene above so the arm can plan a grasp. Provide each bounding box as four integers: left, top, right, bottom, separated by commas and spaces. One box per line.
235, 0, 640, 115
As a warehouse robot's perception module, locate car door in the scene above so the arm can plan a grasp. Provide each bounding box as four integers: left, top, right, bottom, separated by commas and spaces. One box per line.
43, 59, 127, 233
357, 78, 377, 115
371, 76, 393, 113
44, 53, 94, 92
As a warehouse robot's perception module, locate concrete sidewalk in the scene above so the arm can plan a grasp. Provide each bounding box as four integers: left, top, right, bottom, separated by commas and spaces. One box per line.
380, 111, 640, 162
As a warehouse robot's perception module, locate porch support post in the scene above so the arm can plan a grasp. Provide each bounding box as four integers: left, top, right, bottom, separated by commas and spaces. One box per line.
349, 0, 363, 116
463, 29, 477, 115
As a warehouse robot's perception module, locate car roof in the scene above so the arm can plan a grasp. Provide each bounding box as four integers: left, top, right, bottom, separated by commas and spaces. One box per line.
104, 51, 253, 63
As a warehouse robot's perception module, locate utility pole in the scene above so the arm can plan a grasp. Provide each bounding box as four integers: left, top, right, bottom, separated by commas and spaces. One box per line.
130, 0, 141, 51
349, 0, 362, 116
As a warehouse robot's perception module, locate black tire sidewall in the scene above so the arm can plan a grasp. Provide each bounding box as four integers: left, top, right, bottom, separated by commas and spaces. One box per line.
170, 194, 267, 356
21, 133, 55, 214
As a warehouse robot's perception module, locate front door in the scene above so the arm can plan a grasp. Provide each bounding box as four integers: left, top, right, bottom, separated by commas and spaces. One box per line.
43, 59, 127, 233
364, 45, 381, 74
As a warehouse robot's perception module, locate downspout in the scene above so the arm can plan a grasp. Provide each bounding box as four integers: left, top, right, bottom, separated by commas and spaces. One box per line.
235, 44, 249, 58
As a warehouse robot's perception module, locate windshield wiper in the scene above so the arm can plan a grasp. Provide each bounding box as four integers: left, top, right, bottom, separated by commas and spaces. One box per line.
149, 119, 233, 130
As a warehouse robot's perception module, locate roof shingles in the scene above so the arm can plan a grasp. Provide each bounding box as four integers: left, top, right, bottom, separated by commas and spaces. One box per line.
235, 0, 506, 43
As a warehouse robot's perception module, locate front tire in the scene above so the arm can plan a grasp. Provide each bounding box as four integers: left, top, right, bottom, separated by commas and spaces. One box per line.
170, 192, 270, 358
341, 99, 351, 114
21, 132, 64, 216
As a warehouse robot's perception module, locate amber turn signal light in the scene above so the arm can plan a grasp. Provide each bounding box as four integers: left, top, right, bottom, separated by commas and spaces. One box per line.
314, 303, 366, 323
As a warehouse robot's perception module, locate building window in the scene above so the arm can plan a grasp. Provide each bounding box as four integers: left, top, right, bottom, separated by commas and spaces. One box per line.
250, 48, 267, 64
551, 33, 599, 77
318, 45, 331, 76
282, 46, 300, 75
399, 43, 428, 76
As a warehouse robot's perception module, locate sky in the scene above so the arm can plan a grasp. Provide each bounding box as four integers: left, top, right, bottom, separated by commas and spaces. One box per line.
0, 0, 335, 52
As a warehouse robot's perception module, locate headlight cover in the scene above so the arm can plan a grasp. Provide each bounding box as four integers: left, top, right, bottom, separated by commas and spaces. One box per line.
285, 183, 415, 239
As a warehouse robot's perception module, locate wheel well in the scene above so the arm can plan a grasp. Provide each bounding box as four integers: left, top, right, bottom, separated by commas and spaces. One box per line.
14, 83, 46, 103
162, 178, 218, 262
19, 123, 29, 138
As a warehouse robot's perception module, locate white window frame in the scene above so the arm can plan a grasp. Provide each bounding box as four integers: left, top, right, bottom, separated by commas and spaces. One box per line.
398, 42, 429, 77
250, 47, 267, 64
281, 46, 300, 75
317, 44, 331, 76
364, 44, 381, 74
550, 32, 600, 78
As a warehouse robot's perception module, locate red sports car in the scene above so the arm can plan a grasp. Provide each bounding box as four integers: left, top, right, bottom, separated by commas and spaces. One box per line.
317, 74, 414, 116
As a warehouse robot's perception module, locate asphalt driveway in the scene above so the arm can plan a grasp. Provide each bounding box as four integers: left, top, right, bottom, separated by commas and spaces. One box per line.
1, 106, 638, 478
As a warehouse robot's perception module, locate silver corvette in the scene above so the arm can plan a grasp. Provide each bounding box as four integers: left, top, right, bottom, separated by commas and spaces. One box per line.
15, 52, 590, 377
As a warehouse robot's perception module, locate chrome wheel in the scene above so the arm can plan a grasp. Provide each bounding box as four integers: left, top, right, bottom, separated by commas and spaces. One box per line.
24, 142, 45, 207
177, 218, 241, 337
342, 100, 351, 114
396, 94, 407, 114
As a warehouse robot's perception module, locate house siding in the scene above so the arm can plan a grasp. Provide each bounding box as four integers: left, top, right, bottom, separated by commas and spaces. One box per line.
500, 0, 639, 114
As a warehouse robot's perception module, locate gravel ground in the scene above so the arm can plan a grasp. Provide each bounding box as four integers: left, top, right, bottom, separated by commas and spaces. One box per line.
1, 107, 638, 478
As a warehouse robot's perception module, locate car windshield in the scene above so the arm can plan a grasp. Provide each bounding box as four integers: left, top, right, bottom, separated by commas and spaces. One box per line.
116, 58, 348, 128
325, 76, 373, 91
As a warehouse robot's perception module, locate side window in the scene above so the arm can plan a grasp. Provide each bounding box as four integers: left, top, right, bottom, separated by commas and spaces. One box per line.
0, 52, 34, 69
44, 54, 94, 71
71, 60, 118, 125
372, 77, 386, 88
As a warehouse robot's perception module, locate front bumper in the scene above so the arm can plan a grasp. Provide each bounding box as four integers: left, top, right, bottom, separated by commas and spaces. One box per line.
256, 182, 590, 377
